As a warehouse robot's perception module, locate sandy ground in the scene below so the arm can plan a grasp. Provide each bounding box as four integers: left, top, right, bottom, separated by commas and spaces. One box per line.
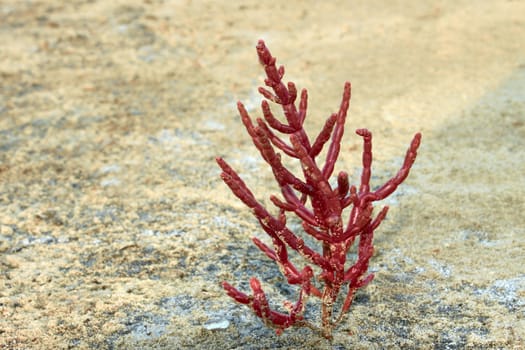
1, 1, 524, 349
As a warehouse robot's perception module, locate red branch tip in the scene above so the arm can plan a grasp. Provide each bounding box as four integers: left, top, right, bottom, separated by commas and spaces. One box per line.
217, 40, 421, 339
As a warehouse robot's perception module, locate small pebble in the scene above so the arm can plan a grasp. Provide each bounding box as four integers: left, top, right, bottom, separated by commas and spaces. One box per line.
203, 320, 230, 330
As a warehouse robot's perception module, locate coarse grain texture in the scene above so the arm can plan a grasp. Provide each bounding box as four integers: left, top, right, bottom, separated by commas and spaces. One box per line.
0, 1, 524, 349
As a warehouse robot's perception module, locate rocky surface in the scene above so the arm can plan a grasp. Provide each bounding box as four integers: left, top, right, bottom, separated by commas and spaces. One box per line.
1, 1, 524, 349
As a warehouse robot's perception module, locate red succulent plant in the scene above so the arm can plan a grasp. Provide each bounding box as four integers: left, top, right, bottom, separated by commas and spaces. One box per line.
216, 40, 421, 339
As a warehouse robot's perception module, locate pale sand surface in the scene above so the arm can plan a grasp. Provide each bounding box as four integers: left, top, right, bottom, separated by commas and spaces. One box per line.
1, 1, 524, 349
